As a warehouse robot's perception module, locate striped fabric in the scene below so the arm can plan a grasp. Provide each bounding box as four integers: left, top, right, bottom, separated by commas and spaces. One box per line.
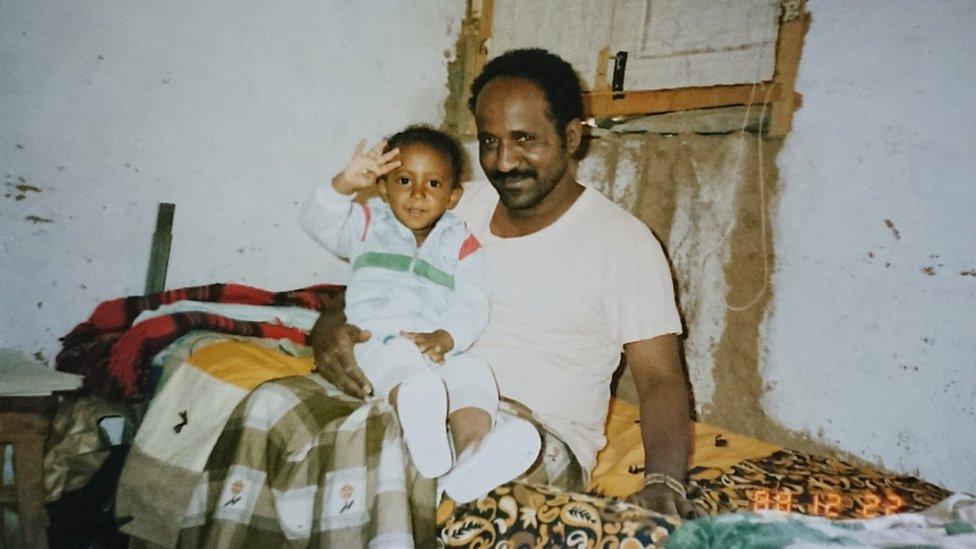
352, 251, 456, 289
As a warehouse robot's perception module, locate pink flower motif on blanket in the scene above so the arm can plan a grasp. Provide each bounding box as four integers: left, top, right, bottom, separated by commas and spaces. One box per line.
340, 484, 356, 514
225, 480, 245, 507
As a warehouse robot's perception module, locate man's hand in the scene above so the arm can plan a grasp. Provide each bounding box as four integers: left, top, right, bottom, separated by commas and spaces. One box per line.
332, 139, 401, 195
309, 305, 373, 398
400, 329, 454, 363
627, 482, 703, 519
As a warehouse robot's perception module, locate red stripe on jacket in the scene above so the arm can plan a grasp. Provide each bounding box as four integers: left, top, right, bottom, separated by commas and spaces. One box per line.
458, 234, 481, 260
360, 203, 371, 241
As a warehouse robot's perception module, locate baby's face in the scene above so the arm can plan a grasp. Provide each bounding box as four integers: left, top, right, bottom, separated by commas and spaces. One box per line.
378, 142, 461, 245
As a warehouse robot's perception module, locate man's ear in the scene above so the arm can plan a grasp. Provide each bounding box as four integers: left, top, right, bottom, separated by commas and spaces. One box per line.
447, 183, 464, 209
376, 177, 389, 202
564, 118, 583, 155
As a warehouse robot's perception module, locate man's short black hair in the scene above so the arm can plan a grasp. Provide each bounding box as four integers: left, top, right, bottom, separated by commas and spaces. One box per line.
384, 125, 465, 186
468, 48, 585, 135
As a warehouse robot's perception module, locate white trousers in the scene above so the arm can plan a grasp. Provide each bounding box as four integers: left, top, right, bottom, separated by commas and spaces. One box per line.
355, 335, 499, 418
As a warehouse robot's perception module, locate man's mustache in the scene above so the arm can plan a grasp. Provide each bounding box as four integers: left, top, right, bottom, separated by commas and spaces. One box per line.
487, 169, 538, 185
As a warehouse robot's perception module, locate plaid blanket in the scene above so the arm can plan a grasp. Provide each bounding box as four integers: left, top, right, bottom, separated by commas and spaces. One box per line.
55, 283, 342, 401
178, 374, 439, 547
116, 334, 682, 547
115, 334, 437, 547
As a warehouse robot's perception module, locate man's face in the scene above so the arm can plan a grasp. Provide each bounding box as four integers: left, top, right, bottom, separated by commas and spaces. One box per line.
474, 77, 579, 211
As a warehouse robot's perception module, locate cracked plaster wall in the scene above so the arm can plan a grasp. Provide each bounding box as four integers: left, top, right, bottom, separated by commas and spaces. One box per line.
764, 0, 975, 494
1, 2, 465, 363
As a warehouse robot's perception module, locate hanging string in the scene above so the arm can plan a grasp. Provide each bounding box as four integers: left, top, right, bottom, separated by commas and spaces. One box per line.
727, 84, 773, 312
693, 46, 775, 312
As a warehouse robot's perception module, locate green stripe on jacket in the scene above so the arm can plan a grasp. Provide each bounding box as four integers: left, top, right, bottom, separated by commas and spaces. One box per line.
352, 252, 412, 272
413, 259, 454, 289
352, 252, 455, 289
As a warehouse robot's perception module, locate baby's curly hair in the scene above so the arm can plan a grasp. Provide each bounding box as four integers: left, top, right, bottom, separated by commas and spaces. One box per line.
383, 125, 465, 186
468, 48, 584, 136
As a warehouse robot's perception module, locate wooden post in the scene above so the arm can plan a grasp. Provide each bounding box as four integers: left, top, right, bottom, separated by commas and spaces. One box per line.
0, 396, 56, 549
593, 47, 612, 93
768, 0, 810, 137
444, 0, 494, 137
145, 203, 175, 295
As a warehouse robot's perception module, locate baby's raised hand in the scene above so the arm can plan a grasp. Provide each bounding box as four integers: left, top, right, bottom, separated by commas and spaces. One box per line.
400, 329, 455, 364
332, 139, 401, 195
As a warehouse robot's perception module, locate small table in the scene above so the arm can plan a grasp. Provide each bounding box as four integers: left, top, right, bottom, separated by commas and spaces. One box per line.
0, 395, 55, 549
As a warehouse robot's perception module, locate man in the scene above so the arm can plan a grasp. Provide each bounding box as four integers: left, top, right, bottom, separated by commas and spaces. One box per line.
312, 48, 697, 518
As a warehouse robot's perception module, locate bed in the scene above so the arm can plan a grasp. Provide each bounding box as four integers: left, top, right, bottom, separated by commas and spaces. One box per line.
50, 284, 972, 547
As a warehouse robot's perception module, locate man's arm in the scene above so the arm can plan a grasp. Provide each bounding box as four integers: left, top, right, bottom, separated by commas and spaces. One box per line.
624, 333, 700, 517
309, 290, 374, 398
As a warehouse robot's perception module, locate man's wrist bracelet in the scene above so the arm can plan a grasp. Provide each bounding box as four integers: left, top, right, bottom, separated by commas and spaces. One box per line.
642, 473, 687, 499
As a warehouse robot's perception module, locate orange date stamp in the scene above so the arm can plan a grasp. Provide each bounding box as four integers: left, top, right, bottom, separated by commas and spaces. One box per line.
750, 488, 905, 518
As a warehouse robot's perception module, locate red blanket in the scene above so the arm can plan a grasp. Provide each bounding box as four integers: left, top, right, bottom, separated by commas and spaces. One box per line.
56, 283, 343, 401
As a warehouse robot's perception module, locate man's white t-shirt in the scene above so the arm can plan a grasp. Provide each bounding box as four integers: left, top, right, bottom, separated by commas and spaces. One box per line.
452, 181, 682, 475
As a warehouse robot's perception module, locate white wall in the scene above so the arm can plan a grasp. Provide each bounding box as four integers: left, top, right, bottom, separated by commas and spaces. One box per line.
765, 1, 976, 493
1, 2, 465, 362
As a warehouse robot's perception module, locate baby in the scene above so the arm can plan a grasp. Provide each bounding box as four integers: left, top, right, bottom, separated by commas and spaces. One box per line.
301, 125, 540, 502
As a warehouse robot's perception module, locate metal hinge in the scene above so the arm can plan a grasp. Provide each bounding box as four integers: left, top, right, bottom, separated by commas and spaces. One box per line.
612, 51, 628, 92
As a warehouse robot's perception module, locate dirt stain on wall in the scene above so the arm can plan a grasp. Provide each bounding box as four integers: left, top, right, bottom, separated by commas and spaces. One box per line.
15, 183, 41, 193
589, 130, 882, 468
884, 218, 901, 240
704, 138, 859, 461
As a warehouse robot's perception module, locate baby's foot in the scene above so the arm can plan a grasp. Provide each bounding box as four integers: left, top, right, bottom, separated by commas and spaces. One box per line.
397, 371, 452, 478
440, 417, 541, 503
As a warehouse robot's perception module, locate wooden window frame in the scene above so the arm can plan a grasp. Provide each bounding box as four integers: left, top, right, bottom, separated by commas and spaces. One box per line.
453, 0, 808, 137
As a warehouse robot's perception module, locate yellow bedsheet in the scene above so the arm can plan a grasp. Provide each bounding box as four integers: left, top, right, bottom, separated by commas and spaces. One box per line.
589, 398, 781, 499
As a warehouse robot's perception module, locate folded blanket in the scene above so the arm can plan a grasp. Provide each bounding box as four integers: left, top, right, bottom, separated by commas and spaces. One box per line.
55, 283, 342, 401
116, 334, 318, 546
116, 333, 437, 547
